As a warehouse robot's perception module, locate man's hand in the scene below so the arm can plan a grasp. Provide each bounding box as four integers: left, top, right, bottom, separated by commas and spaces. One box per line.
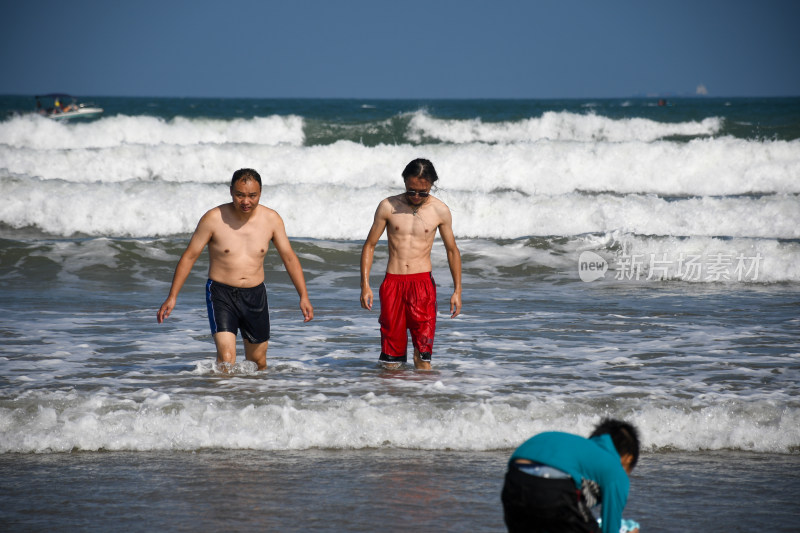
360, 287, 373, 310
300, 297, 314, 322
450, 292, 461, 318
157, 296, 176, 324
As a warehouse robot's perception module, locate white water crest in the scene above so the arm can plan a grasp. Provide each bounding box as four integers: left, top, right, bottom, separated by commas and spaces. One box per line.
2, 387, 797, 454
1, 139, 798, 234
407, 109, 723, 143
0, 113, 305, 149
1, 110, 798, 283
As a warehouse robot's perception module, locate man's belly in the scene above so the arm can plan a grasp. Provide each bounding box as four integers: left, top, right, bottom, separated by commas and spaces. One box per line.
208, 264, 265, 288
385, 257, 433, 275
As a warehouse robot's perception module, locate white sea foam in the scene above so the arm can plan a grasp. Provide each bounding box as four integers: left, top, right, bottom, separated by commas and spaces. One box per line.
2, 175, 798, 241
1, 391, 797, 453
0, 109, 722, 150
2, 135, 798, 193
0, 113, 305, 149
408, 110, 723, 143
1, 113, 797, 280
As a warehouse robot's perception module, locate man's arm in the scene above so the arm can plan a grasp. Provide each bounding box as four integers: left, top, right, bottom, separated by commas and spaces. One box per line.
157, 214, 214, 323
438, 207, 462, 318
360, 201, 389, 310
599, 467, 630, 533
271, 212, 314, 322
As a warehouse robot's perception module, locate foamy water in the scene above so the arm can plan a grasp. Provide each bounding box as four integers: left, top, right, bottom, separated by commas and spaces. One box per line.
1, 236, 798, 454
1, 98, 798, 458
2, 109, 798, 282
2, 115, 799, 243
407, 110, 724, 143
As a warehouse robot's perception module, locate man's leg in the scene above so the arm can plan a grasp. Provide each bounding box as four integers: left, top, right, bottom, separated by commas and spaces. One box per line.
213, 331, 238, 367
380, 358, 403, 370
244, 339, 269, 371
409, 273, 436, 370
413, 348, 432, 370
379, 274, 408, 368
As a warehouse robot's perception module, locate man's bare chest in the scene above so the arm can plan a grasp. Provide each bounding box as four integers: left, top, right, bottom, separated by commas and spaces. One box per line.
210, 227, 270, 257
387, 211, 438, 240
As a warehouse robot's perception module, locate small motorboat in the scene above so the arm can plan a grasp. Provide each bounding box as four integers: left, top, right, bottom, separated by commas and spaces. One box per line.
36, 93, 103, 120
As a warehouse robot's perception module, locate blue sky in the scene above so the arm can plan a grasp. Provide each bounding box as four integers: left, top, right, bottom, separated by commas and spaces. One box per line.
2, 0, 798, 99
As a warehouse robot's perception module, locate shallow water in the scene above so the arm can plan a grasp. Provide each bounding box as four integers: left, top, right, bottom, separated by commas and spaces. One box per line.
2, 96, 799, 530
2, 450, 798, 532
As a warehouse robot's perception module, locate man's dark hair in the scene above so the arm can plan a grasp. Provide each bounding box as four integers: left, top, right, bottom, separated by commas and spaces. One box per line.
590, 418, 640, 469
402, 158, 439, 184
231, 168, 262, 188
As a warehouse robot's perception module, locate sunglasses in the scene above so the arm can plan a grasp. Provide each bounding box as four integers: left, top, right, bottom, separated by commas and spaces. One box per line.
405, 189, 430, 198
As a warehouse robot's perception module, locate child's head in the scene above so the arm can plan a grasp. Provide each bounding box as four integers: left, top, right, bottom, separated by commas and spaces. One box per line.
590, 418, 640, 471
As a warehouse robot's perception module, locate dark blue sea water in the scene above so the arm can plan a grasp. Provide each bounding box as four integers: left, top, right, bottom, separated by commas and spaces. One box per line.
1, 95, 799, 531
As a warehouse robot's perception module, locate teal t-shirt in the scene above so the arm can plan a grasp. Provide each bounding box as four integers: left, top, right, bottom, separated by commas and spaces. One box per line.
510, 432, 630, 533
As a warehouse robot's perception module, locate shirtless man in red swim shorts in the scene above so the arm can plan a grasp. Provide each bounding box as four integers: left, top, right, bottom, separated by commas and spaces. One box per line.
360, 158, 462, 369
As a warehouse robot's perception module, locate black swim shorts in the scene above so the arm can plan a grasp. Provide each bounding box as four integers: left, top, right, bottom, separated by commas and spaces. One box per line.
501, 462, 598, 533
379, 351, 432, 364
205, 279, 270, 344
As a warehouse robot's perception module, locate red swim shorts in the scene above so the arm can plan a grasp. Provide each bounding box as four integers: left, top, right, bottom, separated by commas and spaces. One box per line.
378, 272, 437, 362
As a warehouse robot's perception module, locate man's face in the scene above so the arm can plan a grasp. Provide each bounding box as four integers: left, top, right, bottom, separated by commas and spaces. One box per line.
230, 178, 261, 214
404, 176, 431, 207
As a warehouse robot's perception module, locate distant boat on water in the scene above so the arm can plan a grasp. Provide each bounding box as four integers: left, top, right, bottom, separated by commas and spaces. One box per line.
35, 93, 103, 120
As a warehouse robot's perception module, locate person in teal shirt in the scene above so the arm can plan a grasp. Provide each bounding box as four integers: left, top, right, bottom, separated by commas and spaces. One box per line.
501, 419, 641, 533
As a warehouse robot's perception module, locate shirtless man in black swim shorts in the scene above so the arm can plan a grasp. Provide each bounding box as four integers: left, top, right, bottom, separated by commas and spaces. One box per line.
157, 168, 313, 370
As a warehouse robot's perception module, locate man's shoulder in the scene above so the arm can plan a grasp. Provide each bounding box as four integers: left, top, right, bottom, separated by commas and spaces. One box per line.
429, 194, 450, 208
199, 204, 227, 222
378, 195, 403, 214
208, 203, 226, 213
256, 204, 281, 220
382, 195, 403, 206
426, 195, 453, 221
